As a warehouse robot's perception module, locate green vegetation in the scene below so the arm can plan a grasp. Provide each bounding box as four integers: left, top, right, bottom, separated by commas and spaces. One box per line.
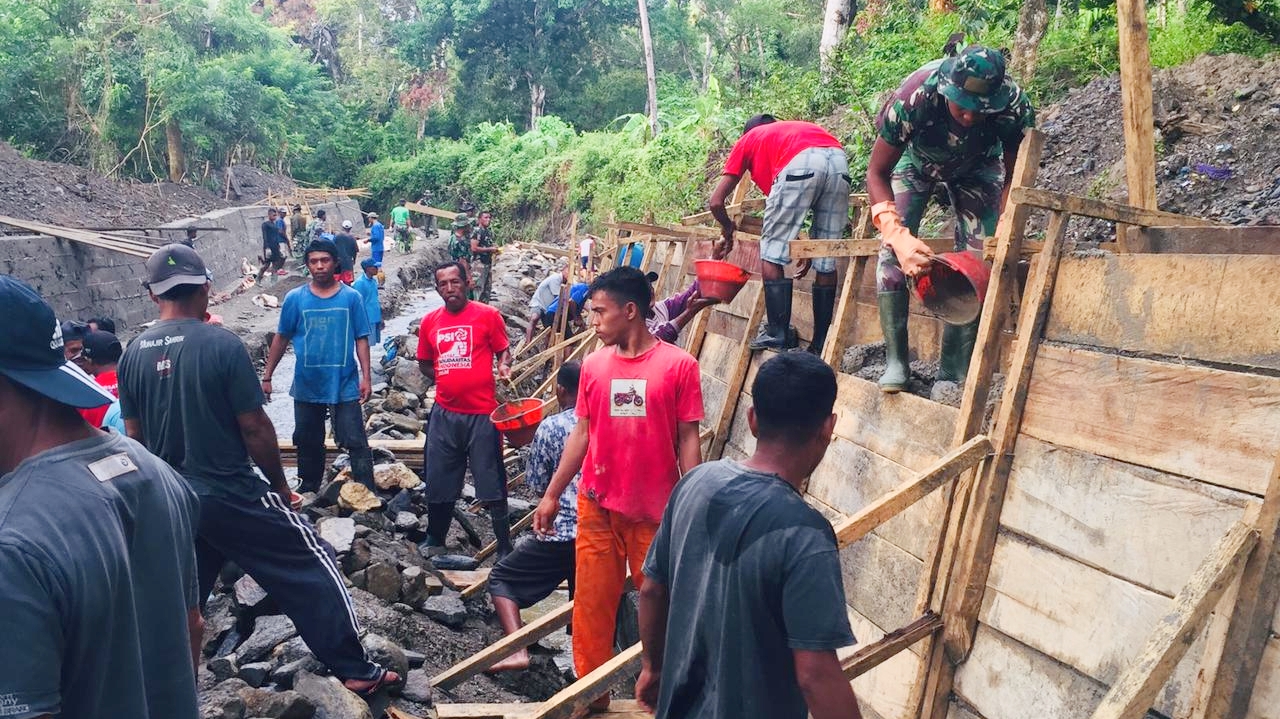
0, 0, 1275, 239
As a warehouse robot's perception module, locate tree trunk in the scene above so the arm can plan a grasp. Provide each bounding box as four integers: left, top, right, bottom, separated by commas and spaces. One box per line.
637, 0, 659, 137
819, 0, 855, 77
165, 117, 185, 182
528, 79, 546, 129
1011, 0, 1050, 81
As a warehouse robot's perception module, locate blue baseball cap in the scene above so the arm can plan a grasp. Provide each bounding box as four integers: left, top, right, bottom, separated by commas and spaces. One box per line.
0, 275, 115, 408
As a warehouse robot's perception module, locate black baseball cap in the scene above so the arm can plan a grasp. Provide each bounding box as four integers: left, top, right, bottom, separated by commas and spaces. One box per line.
0, 275, 115, 408
145, 243, 210, 295
81, 330, 122, 364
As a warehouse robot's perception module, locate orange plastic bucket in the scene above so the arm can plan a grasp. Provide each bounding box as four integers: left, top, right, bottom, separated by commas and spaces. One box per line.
490, 398, 547, 448
909, 252, 991, 325
694, 260, 750, 303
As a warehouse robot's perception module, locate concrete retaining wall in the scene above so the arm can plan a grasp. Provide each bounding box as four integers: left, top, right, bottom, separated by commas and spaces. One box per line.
0, 199, 363, 331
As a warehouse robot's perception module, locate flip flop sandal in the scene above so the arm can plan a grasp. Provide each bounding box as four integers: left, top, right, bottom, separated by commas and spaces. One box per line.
346, 666, 405, 699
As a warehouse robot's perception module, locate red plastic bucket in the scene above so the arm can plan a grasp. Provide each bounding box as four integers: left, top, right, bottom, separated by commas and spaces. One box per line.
694, 260, 750, 303
490, 398, 547, 448
909, 252, 991, 325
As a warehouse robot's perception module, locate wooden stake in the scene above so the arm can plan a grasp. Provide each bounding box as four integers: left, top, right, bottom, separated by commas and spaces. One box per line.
431, 601, 575, 689
843, 612, 943, 679
1116, 0, 1157, 214
1090, 522, 1258, 719
707, 284, 765, 459
527, 643, 643, 719
821, 204, 875, 368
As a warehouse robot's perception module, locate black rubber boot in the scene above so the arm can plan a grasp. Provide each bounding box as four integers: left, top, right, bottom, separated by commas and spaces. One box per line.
422, 502, 454, 554
937, 318, 980, 383
877, 291, 910, 393
488, 500, 513, 562
807, 284, 837, 355
750, 279, 799, 351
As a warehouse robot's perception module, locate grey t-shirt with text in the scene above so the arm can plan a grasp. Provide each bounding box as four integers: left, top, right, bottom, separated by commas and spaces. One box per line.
643, 459, 856, 719
119, 318, 270, 500
0, 432, 201, 719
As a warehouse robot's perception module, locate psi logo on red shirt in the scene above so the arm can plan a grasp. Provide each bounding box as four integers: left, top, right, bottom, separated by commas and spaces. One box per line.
435, 325, 472, 372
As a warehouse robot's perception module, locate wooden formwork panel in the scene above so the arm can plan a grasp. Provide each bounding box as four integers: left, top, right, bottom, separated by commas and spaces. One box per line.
1045, 254, 1280, 371
832, 374, 958, 472
954, 625, 1111, 719
1246, 640, 1280, 719
1020, 344, 1280, 496
845, 606, 924, 718
1001, 436, 1250, 597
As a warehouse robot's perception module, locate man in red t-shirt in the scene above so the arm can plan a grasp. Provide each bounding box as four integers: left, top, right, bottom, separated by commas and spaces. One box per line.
533, 266, 704, 711
709, 115, 850, 353
416, 261, 514, 558
74, 330, 122, 429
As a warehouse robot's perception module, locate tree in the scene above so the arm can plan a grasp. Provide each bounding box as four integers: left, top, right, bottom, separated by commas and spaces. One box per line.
819, 0, 855, 77
1011, 0, 1050, 80
638, 0, 660, 136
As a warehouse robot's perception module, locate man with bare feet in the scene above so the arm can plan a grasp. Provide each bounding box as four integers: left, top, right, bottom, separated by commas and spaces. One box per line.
486, 361, 582, 673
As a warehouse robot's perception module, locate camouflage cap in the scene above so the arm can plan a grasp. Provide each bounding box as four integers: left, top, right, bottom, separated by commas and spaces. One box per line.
937, 46, 1014, 114
452, 213, 471, 230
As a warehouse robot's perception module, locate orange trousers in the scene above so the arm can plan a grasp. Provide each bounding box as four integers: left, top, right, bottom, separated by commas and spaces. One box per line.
572, 495, 658, 679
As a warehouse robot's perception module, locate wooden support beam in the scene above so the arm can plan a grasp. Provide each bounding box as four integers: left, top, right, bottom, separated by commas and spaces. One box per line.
680, 192, 869, 226
514, 327, 553, 359
431, 601, 575, 689
524, 242, 575, 258
941, 210, 1071, 663
405, 202, 461, 220
1008, 187, 1214, 228
833, 435, 992, 549
605, 221, 701, 240
527, 643, 643, 719
1188, 448, 1280, 718
1116, 0, 1157, 214
510, 330, 593, 379
708, 285, 766, 459
843, 612, 944, 679
912, 129, 1044, 719
1089, 522, 1258, 719
821, 204, 875, 368
789, 238, 953, 259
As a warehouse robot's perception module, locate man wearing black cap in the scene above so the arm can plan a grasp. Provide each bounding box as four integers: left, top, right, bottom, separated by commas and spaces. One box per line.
73, 329, 122, 429
262, 238, 377, 494
0, 274, 203, 719
867, 44, 1034, 392
119, 244, 401, 697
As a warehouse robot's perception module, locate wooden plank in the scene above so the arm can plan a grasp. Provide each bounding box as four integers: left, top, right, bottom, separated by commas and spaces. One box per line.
605, 221, 700, 240
843, 612, 942, 679
1009, 187, 1213, 228
437, 700, 650, 719
833, 435, 992, 550
790, 238, 953, 259
708, 287, 765, 459
1002, 436, 1250, 596
980, 533, 1207, 717
1116, 0, 1157, 216
1090, 522, 1258, 719
1021, 345, 1280, 496
1045, 254, 1280, 371
841, 530, 926, 637
405, 202, 460, 220
915, 129, 1044, 719
1244, 637, 1280, 718
942, 209, 1070, 661
954, 625, 1111, 719
831, 374, 959, 472
1127, 225, 1280, 255
527, 643, 643, 719
431, 601, 575, 689
823, 255, 868, 368
1191, 448, 1280, 717
844, 606, 928, 717
440, 568, 489, 591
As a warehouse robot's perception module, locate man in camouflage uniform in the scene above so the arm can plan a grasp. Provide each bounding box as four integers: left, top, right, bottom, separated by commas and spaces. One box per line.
470, 211, 500, 304
448, 214, 474, 296
866, 45, 1034, 392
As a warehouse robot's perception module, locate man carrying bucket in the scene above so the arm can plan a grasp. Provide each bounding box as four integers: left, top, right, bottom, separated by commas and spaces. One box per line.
709, 115, 850, 354
867, 44, 1035, 392
417, 261, 514, 560
533, 266, 704, 713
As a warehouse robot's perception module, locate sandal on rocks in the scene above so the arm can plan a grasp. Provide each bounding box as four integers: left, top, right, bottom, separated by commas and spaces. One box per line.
344, 666, 405, 699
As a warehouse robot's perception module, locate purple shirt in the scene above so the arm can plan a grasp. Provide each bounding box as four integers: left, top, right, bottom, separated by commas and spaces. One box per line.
647, 282, 700, 343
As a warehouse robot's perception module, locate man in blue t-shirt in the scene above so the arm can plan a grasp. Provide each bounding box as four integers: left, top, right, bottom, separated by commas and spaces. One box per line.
262, 239, 376, 493
545, 281, 590, 336
368, 212, 386, 267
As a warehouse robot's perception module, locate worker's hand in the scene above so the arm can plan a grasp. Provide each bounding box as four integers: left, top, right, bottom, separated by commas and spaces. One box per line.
794, 258, 813, 279
261, 378, 272, 400
359, 377, 372, 403
713, 224, 734, 260
688, 294, 719, 314
890, 233, 934, 278
497, 362, 512, 381
532, 496, 559, 536
635, 665, 661, 713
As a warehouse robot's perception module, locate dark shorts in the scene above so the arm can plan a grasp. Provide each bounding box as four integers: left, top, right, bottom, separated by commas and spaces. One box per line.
263, 243, 285, 266
580, 256, 589, 269
424, 404, 507, 503
488, 536, 576, 608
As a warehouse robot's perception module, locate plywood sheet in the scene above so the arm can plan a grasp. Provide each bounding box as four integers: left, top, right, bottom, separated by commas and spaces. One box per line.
954, 625, 1110, 719
698, 374, 729, 435
1021, 344, 1280, 495
1002, 436, 1249, 595
833, 374, 958, 472
1046, 254, 1280, 370
1245, 636, 1280, 719
808, 438, 944, 560
840, 531, 923, 635
979, 534, 1204, 717
695, 332, 737, 383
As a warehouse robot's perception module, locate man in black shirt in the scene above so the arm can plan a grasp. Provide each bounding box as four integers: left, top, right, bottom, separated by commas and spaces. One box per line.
334, 220, 360, 285
119, 244, 402, 698
638, 352, 861, 719
256, 208, 289, 284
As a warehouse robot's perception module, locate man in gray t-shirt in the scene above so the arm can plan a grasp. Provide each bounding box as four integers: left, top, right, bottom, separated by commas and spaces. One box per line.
639, 352, 862, 719
0, 274, 202, 719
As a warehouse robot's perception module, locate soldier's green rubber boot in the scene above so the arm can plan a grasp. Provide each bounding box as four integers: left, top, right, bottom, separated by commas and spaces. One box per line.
936, 318, 980, 383
878, 291, 910, 393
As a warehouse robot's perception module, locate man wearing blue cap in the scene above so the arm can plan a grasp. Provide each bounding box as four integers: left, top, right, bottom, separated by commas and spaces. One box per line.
0, 274, 202, 719
867, 44, 1035, 392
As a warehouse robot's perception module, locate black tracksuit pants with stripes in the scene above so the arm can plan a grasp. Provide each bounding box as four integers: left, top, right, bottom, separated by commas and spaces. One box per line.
194, 490, 378, 681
